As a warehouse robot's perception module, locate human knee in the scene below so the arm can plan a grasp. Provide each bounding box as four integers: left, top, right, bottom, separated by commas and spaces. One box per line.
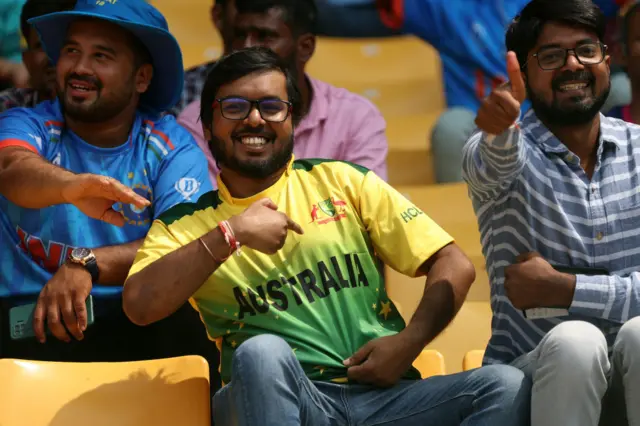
232, 334, 295, 377
430, 107, 476, 147
540, 321, 608, 372
430, 107, 476, 183
473, 364, 531, 397
613, 317, 640, 361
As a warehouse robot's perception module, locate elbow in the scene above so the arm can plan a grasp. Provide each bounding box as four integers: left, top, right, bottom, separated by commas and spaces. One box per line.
460, 255, 476, 291
122, 279, 154, 326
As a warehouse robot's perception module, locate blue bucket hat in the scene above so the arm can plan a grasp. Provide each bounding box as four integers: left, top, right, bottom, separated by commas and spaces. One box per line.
28, 0, 184, 114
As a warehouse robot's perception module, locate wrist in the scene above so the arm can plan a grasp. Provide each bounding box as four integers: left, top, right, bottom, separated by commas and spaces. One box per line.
553, 272, 577, 307
58, 171, 80, 204
226, 215, 246, 246
399, 324, 430, 355
62, 261, 92, 280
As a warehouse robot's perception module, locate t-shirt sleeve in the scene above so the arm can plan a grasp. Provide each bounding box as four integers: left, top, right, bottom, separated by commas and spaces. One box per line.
0, 108, 49, 155
357, 169, 454, 277
149, 123, 213, 218
127, 218, 183, 279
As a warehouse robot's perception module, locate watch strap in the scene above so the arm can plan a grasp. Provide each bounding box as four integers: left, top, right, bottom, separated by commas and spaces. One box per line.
83, 256, 100, 283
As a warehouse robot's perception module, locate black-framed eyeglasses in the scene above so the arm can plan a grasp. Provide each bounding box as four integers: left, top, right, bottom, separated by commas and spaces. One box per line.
529, 42, 607, 71
213, 97, 292, 122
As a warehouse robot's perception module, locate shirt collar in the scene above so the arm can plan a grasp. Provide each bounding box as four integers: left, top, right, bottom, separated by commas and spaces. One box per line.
521, 109, 623, 157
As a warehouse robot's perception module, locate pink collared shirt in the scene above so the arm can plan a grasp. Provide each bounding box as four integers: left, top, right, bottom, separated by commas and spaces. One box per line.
177, 76, 388, 187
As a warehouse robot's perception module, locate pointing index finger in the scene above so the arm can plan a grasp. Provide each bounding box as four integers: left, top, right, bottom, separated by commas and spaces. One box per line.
286, 217, 304, 235
506, 51, 526, 103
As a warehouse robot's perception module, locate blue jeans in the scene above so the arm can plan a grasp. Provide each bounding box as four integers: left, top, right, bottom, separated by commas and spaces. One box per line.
213, 334, 531, 426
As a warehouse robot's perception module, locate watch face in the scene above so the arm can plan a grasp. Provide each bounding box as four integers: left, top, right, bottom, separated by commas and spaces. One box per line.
71, 247, 91, 260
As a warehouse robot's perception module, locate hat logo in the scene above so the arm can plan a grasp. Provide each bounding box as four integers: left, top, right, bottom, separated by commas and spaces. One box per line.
96, 0, 117, 5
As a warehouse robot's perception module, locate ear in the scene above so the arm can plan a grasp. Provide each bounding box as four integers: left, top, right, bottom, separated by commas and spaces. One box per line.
135, 63, 153, 94
211, 3, 224, 31
203, 125, 212, 141
296, 34, 315, 65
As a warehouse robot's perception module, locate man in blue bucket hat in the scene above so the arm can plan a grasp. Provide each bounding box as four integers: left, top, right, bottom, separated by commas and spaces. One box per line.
0, 0, 219, 372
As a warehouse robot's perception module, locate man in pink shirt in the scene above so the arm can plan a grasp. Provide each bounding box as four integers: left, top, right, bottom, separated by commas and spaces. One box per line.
177, 0, 388, 185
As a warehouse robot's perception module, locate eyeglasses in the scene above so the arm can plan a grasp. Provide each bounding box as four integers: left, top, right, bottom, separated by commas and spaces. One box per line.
213, 97, 292, 122
530, 42, 607, 70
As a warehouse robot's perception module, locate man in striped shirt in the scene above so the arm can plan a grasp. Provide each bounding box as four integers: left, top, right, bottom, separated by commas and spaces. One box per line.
462, 0, 640, 425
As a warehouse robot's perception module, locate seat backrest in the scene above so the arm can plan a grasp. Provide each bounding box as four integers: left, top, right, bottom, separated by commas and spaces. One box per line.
463, 350, 485, 371
0, 356, 211, 426
413, 349, 446, 378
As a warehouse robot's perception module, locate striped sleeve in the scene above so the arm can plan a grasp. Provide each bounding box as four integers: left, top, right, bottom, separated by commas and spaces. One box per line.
0, 108, 50, 155
462, 126, 528, 202
570, 273, 640, 324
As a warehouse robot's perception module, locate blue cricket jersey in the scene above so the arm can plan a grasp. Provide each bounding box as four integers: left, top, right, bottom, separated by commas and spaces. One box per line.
0, 100, 212, 298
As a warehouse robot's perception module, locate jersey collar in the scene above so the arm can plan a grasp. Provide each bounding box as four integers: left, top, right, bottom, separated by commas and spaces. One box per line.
216, 156, 295, 206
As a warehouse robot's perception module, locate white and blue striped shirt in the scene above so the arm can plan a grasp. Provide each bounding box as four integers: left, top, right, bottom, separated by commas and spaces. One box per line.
462, 109, 640, 365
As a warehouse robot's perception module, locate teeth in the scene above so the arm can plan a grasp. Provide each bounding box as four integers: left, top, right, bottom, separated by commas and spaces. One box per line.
241, 136, 267, 146
559, 83, 587, 91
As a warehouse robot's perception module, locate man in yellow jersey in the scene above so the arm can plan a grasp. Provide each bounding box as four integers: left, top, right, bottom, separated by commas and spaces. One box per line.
123, 47, 531, 426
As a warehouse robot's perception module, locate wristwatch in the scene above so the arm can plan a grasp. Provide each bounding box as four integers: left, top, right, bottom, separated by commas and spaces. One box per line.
68, 247, 100, 283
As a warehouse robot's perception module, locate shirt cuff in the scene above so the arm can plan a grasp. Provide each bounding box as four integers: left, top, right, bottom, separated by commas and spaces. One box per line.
569, 274, 613, 318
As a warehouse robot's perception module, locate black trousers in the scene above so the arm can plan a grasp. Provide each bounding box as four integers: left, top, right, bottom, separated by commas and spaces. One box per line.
0, 296, 221, 393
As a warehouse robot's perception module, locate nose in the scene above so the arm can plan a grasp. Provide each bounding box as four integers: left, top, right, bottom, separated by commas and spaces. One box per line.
69, 53, 94, 76
561, 51, 584, 72
244, 106, 265, 126
243, 33, 259, 49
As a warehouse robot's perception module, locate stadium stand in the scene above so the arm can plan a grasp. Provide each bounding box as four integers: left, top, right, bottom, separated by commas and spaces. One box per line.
0, 356, 211, 426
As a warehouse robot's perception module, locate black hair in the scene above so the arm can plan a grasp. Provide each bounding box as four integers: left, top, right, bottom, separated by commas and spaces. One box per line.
199, 46, 302, 129
20, 0, 76, 41
506, 0, 606, 67
623, 3, 640, 55
235, 0, 317, 35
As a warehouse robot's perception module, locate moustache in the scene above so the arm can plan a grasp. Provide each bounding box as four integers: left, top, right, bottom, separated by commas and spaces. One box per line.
552, 71, 594, 91
66, 74, 102, 89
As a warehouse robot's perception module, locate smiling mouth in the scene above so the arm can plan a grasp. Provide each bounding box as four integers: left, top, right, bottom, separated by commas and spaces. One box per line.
233, 135, 274, 148
556, 82, 589, 92
67, 80, 97, 92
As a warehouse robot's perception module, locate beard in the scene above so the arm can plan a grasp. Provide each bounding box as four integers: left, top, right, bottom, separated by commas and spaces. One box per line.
208, 132, 294, 179
528, 70, 611, 127
57, 73, 136, 123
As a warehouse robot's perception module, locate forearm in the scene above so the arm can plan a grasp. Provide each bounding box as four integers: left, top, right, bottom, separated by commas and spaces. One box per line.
123, 227, 229, 325
570, 273, 640, 324
461, 126, 527, 201
93, 239, 144, 285
0, 59, 19, 81
0, 147, 74, 208
402, 244, 475, 348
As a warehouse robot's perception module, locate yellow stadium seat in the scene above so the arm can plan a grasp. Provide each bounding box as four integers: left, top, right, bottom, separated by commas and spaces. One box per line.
463, 350, 485, 371
385, 112, 441, 185
329, 80, 444, 118
413, 350, 446, 378
0, 356, 211, 426
308, 36, 441, 87
151, 1, 223, 68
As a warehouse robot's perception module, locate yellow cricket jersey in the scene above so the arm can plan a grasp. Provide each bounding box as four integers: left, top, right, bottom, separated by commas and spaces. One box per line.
127, 158, 454, 384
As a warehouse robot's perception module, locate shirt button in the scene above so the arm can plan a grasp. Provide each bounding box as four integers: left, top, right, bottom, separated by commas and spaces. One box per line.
596, 232, 604, 241
566, 154, 575, 162
591, 185, 596, 194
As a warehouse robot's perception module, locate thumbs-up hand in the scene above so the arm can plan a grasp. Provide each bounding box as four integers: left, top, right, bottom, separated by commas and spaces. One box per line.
475, 52, 527, 136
